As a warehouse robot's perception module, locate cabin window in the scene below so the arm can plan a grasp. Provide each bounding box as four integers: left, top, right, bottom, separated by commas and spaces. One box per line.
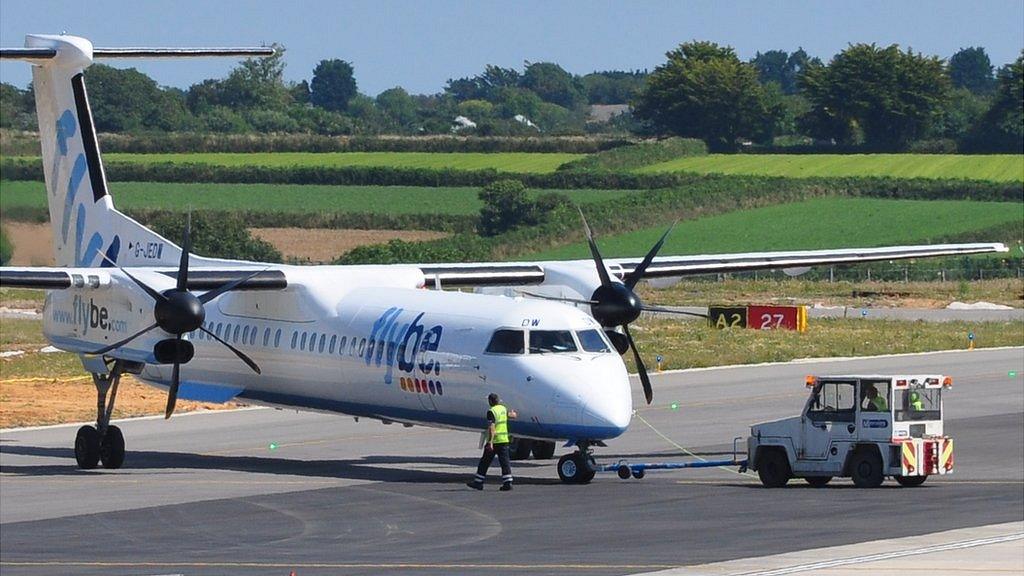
358, 338, 366, 356
316, 334, 323, 353
232, 325, 241, 343
274, 329, 282, 348
250, 326, 257, 345
263, 328, 270, 347
242, 326, 250, 344
577, 329, 612, 353
329, 335, 337, 354
529, 330, 577, 354
215, 323, 223, 337
340, 336, 348, 354
300, 332, 308, 350
290, 331, 297, 349
485, 330, 525, 354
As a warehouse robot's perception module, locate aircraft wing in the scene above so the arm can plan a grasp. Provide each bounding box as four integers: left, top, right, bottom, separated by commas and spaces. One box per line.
420, 242, 1009, 287
0, 267, 287, 291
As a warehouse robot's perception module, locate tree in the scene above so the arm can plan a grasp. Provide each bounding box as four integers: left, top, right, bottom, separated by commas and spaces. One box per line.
798, 44, 950, 147
0, 82, 35, 130
581, 70, 646, 104
964, 51, 1024, 152
219, 45, 290, 110
520, 62, 587, 109
633, 41, 777, 148
750, 48, 818, 94
310, 59, 358, 112
85, 64, 193, 132
949, 47, 995, 94
478, 180, 535, 236
492, 86, 542, 119
376, 87, 419, 129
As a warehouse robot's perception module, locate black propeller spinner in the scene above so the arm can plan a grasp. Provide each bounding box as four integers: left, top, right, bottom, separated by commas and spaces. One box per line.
90, 214, 262, 419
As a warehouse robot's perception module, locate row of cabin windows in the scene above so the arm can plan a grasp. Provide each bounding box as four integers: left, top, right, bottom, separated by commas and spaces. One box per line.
193, 322, 371, 358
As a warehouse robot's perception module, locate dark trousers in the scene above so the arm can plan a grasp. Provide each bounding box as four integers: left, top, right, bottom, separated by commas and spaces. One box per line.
473, 443, 512, 483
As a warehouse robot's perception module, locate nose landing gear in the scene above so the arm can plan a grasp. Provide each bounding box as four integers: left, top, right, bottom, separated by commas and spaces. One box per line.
74, 360, 140, 470
557, 441, 597, 484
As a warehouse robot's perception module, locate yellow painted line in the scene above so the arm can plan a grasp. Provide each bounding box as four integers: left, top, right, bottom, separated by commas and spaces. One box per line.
199, 427, 441, 456
0, 561, 679, 570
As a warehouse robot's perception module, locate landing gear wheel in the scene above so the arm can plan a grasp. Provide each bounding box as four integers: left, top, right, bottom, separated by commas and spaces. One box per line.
850, 450, 885, 488
895, 475, 927, 487
99, 425, 126, 469
74, 425, 100, 470
557, 452, 596, 484
805, 476, 832, 487
531, 441, 556, 460
510, 438, 533, 460
756, 450, 791, 488
617, 464, 631, 479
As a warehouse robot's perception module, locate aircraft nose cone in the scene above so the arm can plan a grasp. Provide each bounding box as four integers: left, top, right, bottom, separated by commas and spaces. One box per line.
581, 376, 633, 438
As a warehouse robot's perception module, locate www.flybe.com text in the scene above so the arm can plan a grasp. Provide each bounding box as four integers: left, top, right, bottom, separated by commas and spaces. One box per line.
51, 295, 128, 336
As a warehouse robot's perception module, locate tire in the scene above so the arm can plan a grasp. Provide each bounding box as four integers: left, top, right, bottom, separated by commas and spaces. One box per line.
895, 475, 927, 487
850, 449, 885, 488
557, 453, 596, 484
510, 437, 533, 460
531, 441, 556, 460
74, 425, 100, 470
805, 476, 832, 488
756, 449, 791, 488
99, 425, 126, 469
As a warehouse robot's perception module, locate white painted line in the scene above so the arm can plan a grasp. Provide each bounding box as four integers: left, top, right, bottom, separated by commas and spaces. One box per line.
645, 346, 1024, 377
735, 531, 1024, 576
0, 406, 266, 434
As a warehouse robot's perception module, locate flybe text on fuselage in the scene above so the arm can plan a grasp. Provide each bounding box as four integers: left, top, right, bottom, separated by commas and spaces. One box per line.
364, 307, 444, 386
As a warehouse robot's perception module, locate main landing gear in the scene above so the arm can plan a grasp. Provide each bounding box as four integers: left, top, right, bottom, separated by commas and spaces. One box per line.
557, 441, 597, 484
74, 360, 140, 470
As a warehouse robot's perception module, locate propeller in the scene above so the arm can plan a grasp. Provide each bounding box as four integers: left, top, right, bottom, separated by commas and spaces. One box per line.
89, 213, 261, 418
575, 209, 680, 405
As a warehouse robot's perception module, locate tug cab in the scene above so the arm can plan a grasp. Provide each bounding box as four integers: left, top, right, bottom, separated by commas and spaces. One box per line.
748, 375, 954, 488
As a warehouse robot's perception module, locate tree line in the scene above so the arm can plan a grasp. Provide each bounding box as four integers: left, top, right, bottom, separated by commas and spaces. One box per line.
0, 43, 1019, 151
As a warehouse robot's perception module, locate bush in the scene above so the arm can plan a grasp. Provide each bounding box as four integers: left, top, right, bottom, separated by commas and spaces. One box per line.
557, 137, 708, 172
146, 212, 283, 263
0, 225, 13, 265
336, 234, 493, 265
906, 139, 959, 154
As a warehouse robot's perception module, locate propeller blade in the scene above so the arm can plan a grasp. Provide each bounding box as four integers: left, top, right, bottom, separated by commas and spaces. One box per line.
625, 221, 676, 290
98, 252, 168, 304
517, 290, 598, 305
165, 358, 180, 419
200, 326, 261, 374
176, 211, 192, 291
197, 268, 269, 305
623, 324, 653, 405
577, 207, 612, 288
640, 304, 709, 319
87, 322, 158, 356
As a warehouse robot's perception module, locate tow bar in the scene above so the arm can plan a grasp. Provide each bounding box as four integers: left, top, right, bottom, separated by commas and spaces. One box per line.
597, 437, 749, 480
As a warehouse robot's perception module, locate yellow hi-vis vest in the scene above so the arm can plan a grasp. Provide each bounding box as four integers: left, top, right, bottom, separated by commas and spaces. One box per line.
489, 404, 509, 444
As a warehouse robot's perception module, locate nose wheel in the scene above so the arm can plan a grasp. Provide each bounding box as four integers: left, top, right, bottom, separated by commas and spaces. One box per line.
557, 443, 597, 484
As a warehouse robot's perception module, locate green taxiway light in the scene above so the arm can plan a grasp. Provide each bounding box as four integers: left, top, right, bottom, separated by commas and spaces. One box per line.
670, 402, 680, 411
269, 443, 278, 451
1011, 371, 1018, 378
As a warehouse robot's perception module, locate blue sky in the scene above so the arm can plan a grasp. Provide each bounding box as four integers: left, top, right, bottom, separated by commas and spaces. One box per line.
1, 0, 1022, 96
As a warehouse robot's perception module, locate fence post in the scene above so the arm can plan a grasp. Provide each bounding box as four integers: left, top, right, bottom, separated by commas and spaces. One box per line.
829, 267, 834, 283
941, 269, 946, 282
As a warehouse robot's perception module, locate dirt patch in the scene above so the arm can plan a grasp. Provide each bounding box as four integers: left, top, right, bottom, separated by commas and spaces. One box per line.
0, 372, 239, 429
251, 228, 450, 263
2, 221, 54, 266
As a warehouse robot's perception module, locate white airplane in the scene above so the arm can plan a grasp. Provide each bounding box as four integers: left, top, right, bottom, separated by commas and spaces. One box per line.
0, 35, 1008, 483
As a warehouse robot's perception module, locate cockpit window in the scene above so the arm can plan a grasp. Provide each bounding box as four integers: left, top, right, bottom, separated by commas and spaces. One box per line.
529, 330, 578, 354
577, 329, 611, 353
486, 330, 525, 354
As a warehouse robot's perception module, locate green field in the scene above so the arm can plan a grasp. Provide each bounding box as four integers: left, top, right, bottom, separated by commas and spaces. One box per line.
637, 154, 1024, 182
530, 197, 1023, 259
0, 181, 631, 216
87, 152, 582, 173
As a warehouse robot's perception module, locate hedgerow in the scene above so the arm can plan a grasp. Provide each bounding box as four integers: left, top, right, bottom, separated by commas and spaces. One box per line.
557, 137, 707, 172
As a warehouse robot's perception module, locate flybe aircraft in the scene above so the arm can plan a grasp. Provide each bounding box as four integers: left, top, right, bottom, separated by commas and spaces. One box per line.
0, 35, 1007, 483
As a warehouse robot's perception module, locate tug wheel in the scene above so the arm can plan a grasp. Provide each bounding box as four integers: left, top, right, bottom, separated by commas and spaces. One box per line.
895, 475, 927, 487
805, 476, 832, 487
756, 449, 791, 488
850, 449, 885, 488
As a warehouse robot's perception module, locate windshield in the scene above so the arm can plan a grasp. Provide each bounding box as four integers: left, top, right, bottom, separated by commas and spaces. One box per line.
529, 330, 578, 354
577, 329, 612, 353
895, 386, 942, 421
807, 380, 856, 422
485, 330, 524, 354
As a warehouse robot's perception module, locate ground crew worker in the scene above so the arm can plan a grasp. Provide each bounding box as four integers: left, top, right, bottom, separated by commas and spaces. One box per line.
467, 393, 517, 491
864, 384, 888, 412
909, 390, 924, 411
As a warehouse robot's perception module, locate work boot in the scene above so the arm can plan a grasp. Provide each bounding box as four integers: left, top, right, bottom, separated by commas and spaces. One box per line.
466, 480, 483, 490
500, 481, 513, 491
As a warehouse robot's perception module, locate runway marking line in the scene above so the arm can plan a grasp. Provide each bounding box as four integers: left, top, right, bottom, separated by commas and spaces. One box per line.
0, 561, 680, 570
